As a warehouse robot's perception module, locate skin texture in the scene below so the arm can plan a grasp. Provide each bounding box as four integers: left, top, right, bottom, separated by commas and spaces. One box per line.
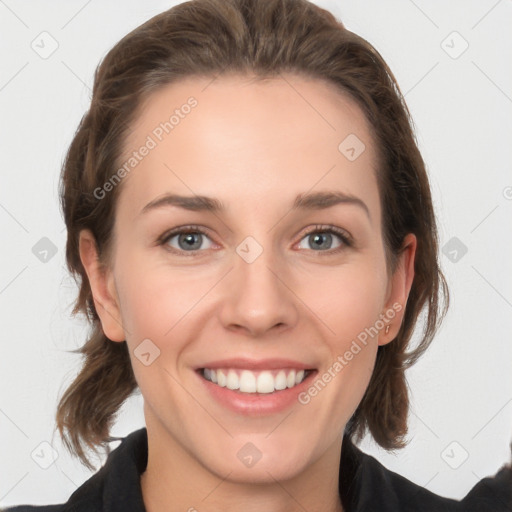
79, 74, 416, 512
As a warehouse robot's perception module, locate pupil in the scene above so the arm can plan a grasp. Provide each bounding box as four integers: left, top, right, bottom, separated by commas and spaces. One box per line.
312, 233, 331, 250
180, 233, 201, 250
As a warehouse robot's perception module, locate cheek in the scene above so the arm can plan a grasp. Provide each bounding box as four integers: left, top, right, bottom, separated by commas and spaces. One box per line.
113, 246, 210, 340
111, 217, 220, 353
112, 258, 198, 394
309, 261, 388, 342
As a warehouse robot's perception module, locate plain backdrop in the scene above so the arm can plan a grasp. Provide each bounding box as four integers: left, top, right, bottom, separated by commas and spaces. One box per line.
1, 0, 511, 507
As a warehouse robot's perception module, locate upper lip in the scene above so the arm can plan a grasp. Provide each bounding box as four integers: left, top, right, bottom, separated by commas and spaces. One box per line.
196, 358, 315, 371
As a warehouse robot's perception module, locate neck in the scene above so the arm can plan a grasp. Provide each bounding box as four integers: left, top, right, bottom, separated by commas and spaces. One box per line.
140, 416, 345, 512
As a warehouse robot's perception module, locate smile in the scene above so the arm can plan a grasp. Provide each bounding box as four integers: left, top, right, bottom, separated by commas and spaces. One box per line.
201, 368, 312, 394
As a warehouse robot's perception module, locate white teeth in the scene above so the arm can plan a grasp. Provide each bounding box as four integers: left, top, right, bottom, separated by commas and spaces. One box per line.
226, 370, 239, 390
239, 370, 257, 393
287, 370, 296, 388
217, 369, 227, 387
256, 371, 275, 393
202, 368, 309, 393
275, 370, 287, 390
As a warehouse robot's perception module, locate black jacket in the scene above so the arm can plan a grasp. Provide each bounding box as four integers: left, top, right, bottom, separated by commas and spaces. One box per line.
3, 427, 511, 511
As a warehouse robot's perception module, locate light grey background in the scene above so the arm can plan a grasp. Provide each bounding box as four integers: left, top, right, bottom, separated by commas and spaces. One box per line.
1, 0, 511, 506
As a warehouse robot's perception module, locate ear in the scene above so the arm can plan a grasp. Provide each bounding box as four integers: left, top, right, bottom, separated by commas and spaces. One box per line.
378, 233, 417, 346
78, 229, 125, 342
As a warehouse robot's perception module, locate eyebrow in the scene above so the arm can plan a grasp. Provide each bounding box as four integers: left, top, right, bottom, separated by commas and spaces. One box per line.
140, 191, 370, 220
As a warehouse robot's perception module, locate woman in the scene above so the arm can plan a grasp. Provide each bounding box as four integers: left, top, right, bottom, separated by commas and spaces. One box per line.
4, 0, 511, 510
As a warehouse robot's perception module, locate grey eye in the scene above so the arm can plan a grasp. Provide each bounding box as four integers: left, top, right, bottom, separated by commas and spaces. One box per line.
297, 231, 343, 251
166, 232, 213, 251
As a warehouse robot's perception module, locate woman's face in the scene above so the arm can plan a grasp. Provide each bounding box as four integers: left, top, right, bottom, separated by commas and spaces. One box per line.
81, 73, 415, 483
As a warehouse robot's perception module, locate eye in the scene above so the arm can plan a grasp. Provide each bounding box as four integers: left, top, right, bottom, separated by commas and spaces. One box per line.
159, 226, 215, 255
296, 225, 352, 254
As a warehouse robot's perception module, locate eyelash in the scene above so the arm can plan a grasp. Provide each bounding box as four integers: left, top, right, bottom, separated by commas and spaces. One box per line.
157, 224, 353, 257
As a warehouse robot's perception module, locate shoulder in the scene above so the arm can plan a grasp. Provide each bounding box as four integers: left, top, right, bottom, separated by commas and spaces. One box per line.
458, 459, 512, 511
2, 428, 148, 512
344, 435, 512, 511
358, 453, 459, 511
341, 436, 459, 511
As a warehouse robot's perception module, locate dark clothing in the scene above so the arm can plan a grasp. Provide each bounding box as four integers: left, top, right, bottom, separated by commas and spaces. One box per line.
4, 427, 511, 511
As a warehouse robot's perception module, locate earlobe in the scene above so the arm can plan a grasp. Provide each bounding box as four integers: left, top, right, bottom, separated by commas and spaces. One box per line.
78, 229, 125, 342
378, 233, 417, 346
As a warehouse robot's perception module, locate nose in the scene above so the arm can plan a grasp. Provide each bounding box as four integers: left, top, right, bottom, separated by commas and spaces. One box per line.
219, 240, 299, 337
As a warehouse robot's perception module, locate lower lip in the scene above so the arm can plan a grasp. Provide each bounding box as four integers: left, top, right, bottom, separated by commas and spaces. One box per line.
195, 369, 317, 416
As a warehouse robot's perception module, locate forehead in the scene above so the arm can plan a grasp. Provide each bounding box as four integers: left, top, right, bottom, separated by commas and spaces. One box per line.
117, 73, 380, 223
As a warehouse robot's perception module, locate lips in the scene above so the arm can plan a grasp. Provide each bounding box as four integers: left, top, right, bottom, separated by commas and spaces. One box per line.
195, 359, 318, 415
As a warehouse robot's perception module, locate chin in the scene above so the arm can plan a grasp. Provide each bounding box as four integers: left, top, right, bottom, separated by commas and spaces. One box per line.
199, 436, 314, 484
216, 456, 309, 485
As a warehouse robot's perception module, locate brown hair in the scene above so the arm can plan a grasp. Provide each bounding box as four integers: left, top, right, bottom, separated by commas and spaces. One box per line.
56, 0, 449, 470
